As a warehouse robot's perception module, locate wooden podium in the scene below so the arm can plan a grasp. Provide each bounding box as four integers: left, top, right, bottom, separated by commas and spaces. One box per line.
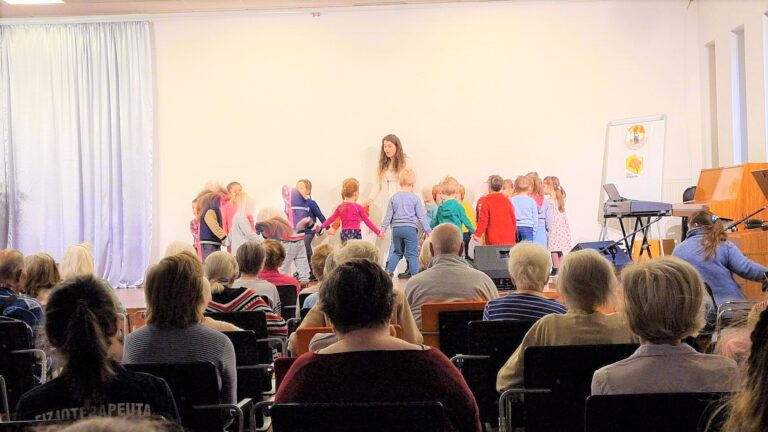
690, 162, 768, 300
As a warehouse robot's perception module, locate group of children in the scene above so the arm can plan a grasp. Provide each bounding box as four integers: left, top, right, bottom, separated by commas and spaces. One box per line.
189, 171, 572, 281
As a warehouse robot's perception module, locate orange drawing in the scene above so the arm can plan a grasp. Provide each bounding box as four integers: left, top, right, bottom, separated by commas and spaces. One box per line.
626, 155, 643, 176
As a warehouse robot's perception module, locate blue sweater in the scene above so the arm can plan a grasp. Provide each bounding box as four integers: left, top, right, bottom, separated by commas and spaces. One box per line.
381, 191, 432, 233
511, 195, 537, 228
672, 228, 768, 305
290, 189, 326, 232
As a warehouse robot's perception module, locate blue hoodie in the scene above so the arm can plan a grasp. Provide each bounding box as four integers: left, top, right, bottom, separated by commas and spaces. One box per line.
673, 227, 768, 305
290, 189, 326, 232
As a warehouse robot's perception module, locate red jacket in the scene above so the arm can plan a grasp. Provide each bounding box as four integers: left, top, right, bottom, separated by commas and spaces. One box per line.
475, 192, 517, 245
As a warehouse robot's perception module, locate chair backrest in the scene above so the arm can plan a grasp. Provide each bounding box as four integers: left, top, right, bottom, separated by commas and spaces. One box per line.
585, 392, 730, 432
222, 331, 272, 399
205, 311, 268, 338
298, 292, 312, 309
300, 308, 311, 320
421, 301, 487, 347
276, 285, 299, 319
462, 320, 537, 423
437, 310, 484, 358
274, 357, 297, 391
270, 402, 445, 432
0, 320, 35, 416
124, 362, 223, 432
523, 343, 639, 432
293, 327, 333, 356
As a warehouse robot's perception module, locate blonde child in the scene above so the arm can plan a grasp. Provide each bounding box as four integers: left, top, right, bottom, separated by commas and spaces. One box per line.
381, 169, 433, 278
511, 176, 537, 242
430, 176, 475, 236
543, 176, 572, 253
423, 186, 438, 222
458, 184, 477, 259
319, 178, 384, 244
502, 179, 515, 197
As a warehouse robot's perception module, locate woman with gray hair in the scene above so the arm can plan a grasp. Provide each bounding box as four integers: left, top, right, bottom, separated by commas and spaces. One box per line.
591, 256, 738, 394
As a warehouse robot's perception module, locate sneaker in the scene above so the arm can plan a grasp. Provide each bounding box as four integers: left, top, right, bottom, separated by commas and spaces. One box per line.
397, 273, 412, 280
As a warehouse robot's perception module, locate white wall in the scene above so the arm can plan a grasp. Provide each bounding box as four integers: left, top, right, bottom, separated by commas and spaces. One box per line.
698, 0, 768, 166
152, 1, 702, 259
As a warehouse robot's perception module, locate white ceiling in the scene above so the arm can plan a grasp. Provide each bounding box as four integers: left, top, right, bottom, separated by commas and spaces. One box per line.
0, 0, 492, 19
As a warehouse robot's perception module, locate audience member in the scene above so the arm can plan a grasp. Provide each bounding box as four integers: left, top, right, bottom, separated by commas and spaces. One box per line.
231, 240, 282, 313
405, 224, 498, 328
473, 174, 518, 246
60, 244, 125, 314
40, 417, 182, 432
483, 243, 565, 321
289, 241, 422, 353
714, 301, 768, 365
717, 309, 768, 432
275, 260, 482, 432
0, 249, 43, 331
674, 210, 767, 307
496, 249, 637, 391
204, 251, 287, 337
15, 276, 179, 422
418, 236, 433, 272
123, 252, 236, 404
258, 239, 301, 295
163, 241, 196, 258
591, 256, 738, 394
23, 253, 61, 305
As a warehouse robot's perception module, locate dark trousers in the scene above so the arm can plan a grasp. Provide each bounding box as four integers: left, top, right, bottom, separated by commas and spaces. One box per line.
201, 243, 221, 262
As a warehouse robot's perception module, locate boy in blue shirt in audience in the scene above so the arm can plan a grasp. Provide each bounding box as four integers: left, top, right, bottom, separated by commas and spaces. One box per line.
381, 169, 432, 279
511, 176, 538, 242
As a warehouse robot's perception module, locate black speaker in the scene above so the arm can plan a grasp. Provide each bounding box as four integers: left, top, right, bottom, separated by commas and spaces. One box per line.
571, 241, 632, 269
474, 245, 515, 288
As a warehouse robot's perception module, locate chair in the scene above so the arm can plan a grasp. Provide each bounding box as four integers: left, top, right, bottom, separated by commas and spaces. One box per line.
499, 343, 639, 432
276, 285, 299, 319
298, 292, 312, 309
0, 320, 47, 419
205, 311, 286, 357
713, 301, 757, 342
274, 357, 297, 391
437, 309, 484, 358
125, 362, 252, 432
420, 301, 487, 348
585, 392, 730, 432
292, 325, 404, 356
257, 402, 445, 432
451, 320, 537, 425
222, 331, 274, 397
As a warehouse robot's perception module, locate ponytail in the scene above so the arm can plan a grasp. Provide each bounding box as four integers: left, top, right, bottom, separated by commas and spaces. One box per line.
45, 276, 117, 402
689, 211, 728, 260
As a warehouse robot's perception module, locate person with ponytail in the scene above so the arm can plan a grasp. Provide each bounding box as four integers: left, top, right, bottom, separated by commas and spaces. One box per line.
15, 276, 178, 422
543, 176, 572, 253
673, 210, 768, 306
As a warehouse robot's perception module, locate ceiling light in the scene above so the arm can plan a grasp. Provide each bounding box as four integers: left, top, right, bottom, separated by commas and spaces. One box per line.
3, 0, 64, 4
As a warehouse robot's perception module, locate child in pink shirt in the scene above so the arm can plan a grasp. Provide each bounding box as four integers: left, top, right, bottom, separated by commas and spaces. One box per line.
319, 178, 384, 244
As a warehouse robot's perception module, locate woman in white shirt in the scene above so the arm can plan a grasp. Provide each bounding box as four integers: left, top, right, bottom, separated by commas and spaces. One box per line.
591, 256, 738, 395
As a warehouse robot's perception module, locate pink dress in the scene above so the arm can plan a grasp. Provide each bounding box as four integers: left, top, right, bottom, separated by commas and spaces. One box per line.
547, 206, 572, 253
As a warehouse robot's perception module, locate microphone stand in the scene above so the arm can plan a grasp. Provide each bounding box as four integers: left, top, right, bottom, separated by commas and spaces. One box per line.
599, 215, 664, 265
725, 205, 768, 231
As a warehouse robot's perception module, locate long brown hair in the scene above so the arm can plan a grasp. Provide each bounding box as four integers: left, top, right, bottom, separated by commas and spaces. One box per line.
377, 134, 406, 179
544, 176, 566, 212
715, 309, 768, 431
145, 252, 205, 329
689, 210, 727, 260
23, 253, 61, 298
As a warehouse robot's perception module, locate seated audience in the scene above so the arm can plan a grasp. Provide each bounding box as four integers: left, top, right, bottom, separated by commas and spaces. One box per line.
15, 276, 179, 422
42, 417, 182, 432
300, 243, 335, 310
23, 253, 61, 305
496, 249, 637, 391
591, 256, 738, 394
0, 249, 43, 331
404, 223, 499, 328
257, 239, 301, 295
716, 309, 768, 432
231, 240, 282, 313
204, 251, 287, 337
200, 277, 241, 333
123, 252, 237, 404
483, 242, 565, 321
715, 301, 768, 365
60, 243, 126, 314
673, 210, 767, 307
289, 240, 422, 354
275, 260, 482, 432
163, 241, 196, 258
419, 236, 433, 272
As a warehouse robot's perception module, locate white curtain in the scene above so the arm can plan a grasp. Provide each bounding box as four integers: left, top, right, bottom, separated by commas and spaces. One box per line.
0, 22, 153, 286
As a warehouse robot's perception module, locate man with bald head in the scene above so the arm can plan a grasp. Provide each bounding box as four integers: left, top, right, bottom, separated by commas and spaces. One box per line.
405, 224, 499, 328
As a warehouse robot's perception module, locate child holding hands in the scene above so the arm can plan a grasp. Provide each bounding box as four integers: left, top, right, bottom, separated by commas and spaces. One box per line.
381, 169, 432, 278
431, 176, 475, 236
319, 178, 384, 244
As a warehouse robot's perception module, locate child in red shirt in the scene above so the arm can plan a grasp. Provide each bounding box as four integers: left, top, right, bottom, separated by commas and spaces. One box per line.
473, 175, 518, 246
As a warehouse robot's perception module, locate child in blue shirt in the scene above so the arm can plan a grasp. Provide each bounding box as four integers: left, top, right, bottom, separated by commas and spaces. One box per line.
291, 179, 326, 279
381, 169, 432, 278
511, 176, 537, 242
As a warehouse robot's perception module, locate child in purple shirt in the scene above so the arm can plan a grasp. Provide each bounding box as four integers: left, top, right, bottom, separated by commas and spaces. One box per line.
319, 178, 384, 244
380, 169, 432, 278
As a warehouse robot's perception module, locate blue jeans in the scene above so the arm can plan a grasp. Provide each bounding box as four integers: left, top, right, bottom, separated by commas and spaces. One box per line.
386, 226, 419, 275
200, 243, 220, 262
517, 226, 535, 242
